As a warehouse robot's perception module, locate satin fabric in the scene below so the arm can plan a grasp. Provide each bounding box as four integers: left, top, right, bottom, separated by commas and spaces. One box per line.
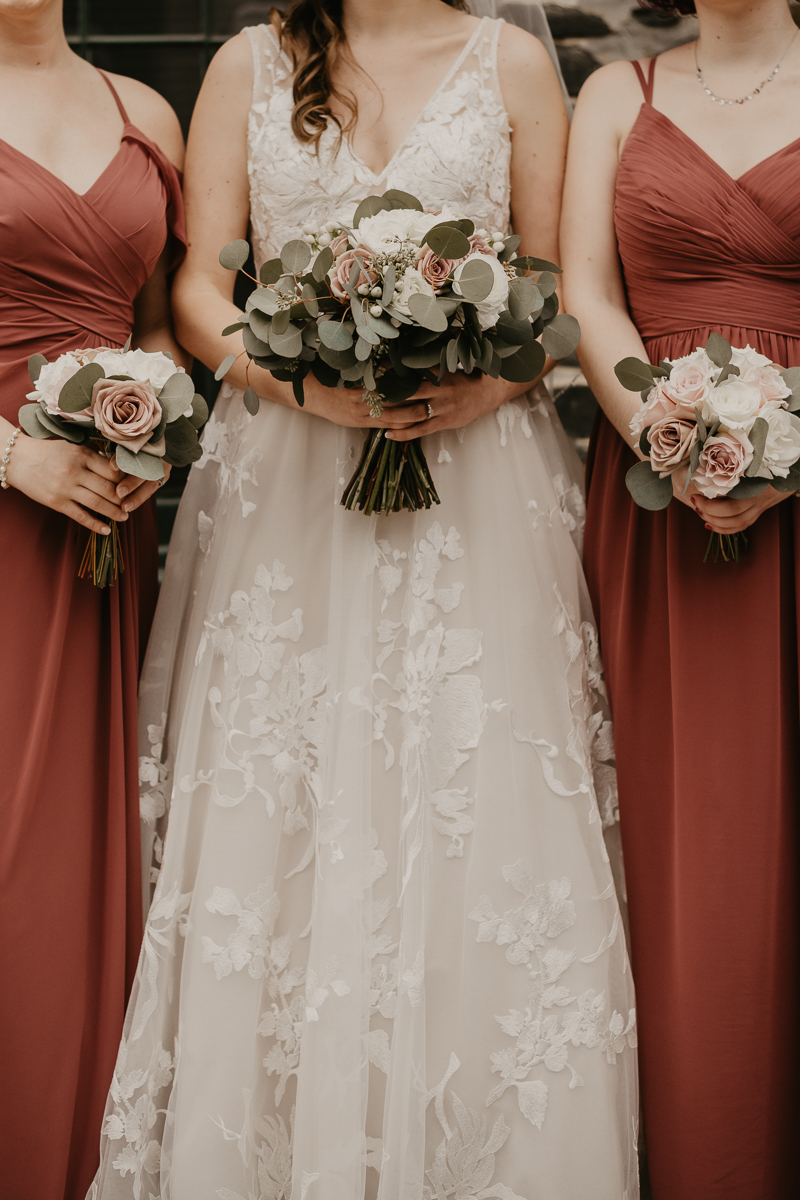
584, 60, 800, 1199
0, 76, 184, 1200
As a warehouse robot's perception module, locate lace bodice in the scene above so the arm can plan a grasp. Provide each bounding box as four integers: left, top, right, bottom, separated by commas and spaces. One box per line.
245, 17, 511, 263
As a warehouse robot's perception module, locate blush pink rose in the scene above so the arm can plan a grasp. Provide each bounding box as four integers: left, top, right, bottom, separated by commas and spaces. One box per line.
648, 415, 699, 477
662, 360, 713, 414
692, 430, 753, 498
416, 247, 458, 291
329, 231, 350, 259
752, 365, 792, 406
328, 242, 378, 301
630, 378, 678, 437
468, 233, 497, 258
90, 377, 164, 456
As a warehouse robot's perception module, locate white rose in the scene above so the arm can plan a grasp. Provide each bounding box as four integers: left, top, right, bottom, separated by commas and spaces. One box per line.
729, 344, 773, 381
122, 347, 182, 391
667, 348, 716, 374
27, 352, 92, 422
393, 266, 435, 315
702, 377, 763, 431
755, 407, 800, 479
88, 349, 131, 378
356, 208, 425, 256
452, 253, 510, 330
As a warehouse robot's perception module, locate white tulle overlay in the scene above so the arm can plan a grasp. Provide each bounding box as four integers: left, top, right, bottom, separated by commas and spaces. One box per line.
90, 19, 638, 1200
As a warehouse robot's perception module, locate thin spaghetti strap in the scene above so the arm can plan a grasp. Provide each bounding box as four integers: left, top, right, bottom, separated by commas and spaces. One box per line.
631, 58, 656, 105
97, 70, 130, 124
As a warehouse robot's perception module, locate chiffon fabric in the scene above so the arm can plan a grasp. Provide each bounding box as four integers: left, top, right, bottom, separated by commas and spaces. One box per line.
91, 19, 638, 1200
584, 58, 800, 1199
0, 74, 184, 1200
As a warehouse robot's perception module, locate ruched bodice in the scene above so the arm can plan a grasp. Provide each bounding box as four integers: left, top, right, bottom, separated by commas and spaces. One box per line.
0, 73, 185, 1200
585, 56, 800, 1200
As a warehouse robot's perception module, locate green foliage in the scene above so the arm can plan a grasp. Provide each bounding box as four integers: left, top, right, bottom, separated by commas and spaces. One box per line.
408, 292, 448, 332
164, 416, 203, 468
281, 239, 312, 275
60, 362, 104, 412
215, 353, 236, 381
243, 386, 260, 415
705, 332, 732, 369
424, 222, 471, 260
454, 258, 494, 303
498, 339, 545, 383
18, 403, 53, 439
615, 357, 657, 392
219, 239, 250, 271
382, 189, 423, 210
115, 444, 165, 480
28, 354, 48, 384
540, 313, 581, 361
157, 371, 195, 423
625, 460, 673, 509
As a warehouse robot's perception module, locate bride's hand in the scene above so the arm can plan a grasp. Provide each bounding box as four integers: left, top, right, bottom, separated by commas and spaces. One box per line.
298, 374, 431, 430
385, 372, 519, 441
6, 435, 130, 535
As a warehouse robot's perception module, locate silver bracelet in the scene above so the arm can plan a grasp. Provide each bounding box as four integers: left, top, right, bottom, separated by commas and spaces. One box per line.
0, 427, 20, 490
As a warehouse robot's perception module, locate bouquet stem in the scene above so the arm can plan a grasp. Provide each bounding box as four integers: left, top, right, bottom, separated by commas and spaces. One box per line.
341, 431, 440, 515
704, 531, 749, 564
79, 521, 125, 588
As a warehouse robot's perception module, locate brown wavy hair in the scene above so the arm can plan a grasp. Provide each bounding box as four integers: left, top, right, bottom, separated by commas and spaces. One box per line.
641, 1, 697, 13
271, 0, 470, 148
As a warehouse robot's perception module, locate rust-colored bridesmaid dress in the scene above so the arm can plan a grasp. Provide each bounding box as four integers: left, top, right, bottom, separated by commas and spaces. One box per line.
0, 74, 183, 1200
585, 58, 800, 1198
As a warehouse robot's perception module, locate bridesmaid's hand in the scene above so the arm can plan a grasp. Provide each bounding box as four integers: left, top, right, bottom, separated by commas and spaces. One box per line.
693, 487, 790, 535
6, 435, 129, 535
386, 373, 521, 442
116, 463, 172, 513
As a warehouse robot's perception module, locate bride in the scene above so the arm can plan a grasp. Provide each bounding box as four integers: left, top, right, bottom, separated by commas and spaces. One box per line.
91, 2, 638, 1196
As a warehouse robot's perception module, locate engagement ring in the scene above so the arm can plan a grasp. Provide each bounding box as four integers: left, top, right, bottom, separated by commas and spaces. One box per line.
426, 403, 434, 420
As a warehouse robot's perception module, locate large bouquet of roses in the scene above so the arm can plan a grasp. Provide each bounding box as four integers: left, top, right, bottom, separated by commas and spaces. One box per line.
617, 334, 800, 561
216, 189, 579, 515
21, 345, 207, 586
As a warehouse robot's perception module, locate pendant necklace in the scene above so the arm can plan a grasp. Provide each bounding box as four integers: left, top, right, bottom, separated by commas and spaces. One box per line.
695, 27, 800, 106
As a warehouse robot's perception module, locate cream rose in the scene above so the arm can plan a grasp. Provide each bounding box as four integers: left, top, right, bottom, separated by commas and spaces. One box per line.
702, 377, 763, 431
90, 377, 164, 456
452, 252, 510, 330
756, 407, 800, 479
647, 415, 698, 477
122, 347, 182, 391
28, 353, 90, 421
662, 359, 713, 413
692, 430, 753, 498
392, 266, 435, 315
328, 243, 378, 302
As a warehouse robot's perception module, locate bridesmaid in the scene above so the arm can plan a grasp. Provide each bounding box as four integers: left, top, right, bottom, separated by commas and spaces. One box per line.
0, 1, 186, 1197
562, 0, 799, 1196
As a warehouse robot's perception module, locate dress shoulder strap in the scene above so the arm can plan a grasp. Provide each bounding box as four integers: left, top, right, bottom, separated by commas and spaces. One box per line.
97, 70, 130, 124
631, 57, 656, 105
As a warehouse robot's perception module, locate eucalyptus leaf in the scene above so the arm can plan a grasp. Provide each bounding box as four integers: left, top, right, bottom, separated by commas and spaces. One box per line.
381, 263, 396, 307
249, 289, 280, 315
424, 223, 471, 260
123, 335, 132, 352
694, 405, 708, 441
727, 475, 769, 499
242, 326, 271, 358
615, 357, 657, 392
457, 331, 474, 374
269, 323, 304, 359
380, 371, 421, 405
18, 403, 52, 439
115, 444, 165, 481
215, 353, 236, 381
639, 428, 651, 455
770, 459, 800, 492
497, 234, 521, 263
292, 366, 307, 407
28, 354, 49, 385
454, 258, 494, 303
780, 365, 800, 396
35, 409, 87, 442
158, 373, 195, 423
402, 344, 445, 370
358, 325, 380, 346
221, 321, 246, 336
219, 239, 250, 272
189, 393, 209, 430
479, 338, 494, 373
540, 294, 559, 323
243, 386, 260, 416
59, 362, 104, 412
318, 343, 357, 371
496, 311, 533, 345
301, 282, 320, 317
436, 297, 460, 317
353, 195, 392, 226
745, 415, 769, 476
164, 416, 203, 468
625, 460, 673, 510
498, 339, 545, 383
382, 188, 423, 210
705, 332, 732, 369
249, 309, 272, 342
319, 321, 354, 351
275, 275, 297, 297
540, 314, 581, 361
367, 313, 399, 339
312, 245, 334, 283
507, 278, 543, 320
356, 336, 374, 361
408, 292, 448, 333
513, 255, 562, 275
260, 258, 283, 285
715, 363, 740, 384
341, 361, 366, 382
272, 307, 291, 336
281, 239, 312, 275
536, 271, 557, 299
446, 338, 459, 374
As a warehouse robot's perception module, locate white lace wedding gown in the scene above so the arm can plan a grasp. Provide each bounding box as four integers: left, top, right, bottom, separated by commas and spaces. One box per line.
91, 18, 638, 1200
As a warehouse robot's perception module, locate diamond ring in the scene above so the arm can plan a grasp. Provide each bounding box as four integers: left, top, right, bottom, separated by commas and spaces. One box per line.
426, 402, 434, 420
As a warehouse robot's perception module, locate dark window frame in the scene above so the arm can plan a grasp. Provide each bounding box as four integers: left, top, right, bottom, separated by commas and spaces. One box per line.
68, 0, 228, 66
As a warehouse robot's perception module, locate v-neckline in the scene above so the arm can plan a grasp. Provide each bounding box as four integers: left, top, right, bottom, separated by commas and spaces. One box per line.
276, 16, 488, 179
634, 103, 800, 186
0, 126, 131, 201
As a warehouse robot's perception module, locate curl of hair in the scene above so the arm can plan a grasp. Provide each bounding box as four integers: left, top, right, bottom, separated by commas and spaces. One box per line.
273, 0, 470, 148
640, 0, 697, 14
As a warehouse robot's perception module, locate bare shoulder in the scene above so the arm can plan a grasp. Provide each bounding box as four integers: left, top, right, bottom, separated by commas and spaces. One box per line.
203, 28, 255, 85
192, 29, 254, 123
497, 20, 555, 81
105, 74, 184, 170
572, 59, 644, 139
497, 22, 566, 128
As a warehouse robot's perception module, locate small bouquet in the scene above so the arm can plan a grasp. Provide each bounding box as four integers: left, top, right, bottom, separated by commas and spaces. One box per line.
216, 189, 579, 515
21, 345, 207, 586
617, 334, 800, 561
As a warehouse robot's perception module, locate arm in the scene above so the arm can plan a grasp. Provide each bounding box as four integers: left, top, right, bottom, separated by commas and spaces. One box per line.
171, 35, 428, 432
390, 25, 570, 441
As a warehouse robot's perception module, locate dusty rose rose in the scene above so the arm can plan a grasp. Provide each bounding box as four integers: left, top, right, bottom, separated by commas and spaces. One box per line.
630, 378, 678, 437
415, 247, 458, 291
468, 233, 497, 258
329, 231, 350, 259
662, 359, 713, 414
692, 430, 753, 498
90, 377, 164, 456
647, 415, 698, 477
328, 242, 378, 301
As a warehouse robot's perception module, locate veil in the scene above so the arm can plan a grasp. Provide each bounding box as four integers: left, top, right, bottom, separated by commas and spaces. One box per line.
469, 0, 571, 108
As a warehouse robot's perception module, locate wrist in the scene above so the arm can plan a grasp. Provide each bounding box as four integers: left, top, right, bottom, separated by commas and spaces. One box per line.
0, 426, 22, 490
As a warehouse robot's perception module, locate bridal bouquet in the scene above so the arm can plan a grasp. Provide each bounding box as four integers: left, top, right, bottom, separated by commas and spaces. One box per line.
216, 189, 579, 514
618, 334, 800, 561
21, 345, 207, 586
